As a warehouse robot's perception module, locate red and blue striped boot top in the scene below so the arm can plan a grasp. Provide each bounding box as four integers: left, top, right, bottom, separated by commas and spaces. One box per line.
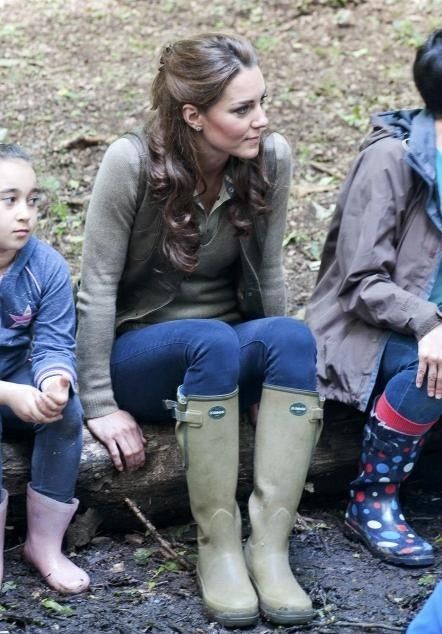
344, 413, 434, 567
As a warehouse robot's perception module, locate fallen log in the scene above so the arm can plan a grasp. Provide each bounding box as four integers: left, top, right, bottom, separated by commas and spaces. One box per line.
4, 403, 442, 533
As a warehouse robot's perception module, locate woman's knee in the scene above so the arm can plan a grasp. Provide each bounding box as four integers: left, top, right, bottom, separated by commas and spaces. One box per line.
193, 320, 240, 363
263, 318, 316, 390
262, 317, 316, 357
184, 321, 240, 394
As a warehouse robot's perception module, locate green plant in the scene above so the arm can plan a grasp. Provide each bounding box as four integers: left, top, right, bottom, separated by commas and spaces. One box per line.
133, 548, 153, 565
418, 573, 436, 587
41, 598, 75, 616
338, 104, 367, 130
161, 0, 177, 12
393, 19, 424, 48
150, 560, 179, 579
0, 24, 17, 37
52, 201, 69, 220
283, 230, 310, 247
1, 580, 16, 593
40, 175, 61, 193
254, 34, 277, 53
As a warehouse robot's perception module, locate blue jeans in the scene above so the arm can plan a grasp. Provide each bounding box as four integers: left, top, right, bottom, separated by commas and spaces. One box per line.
376, 332, 442, 424
111, 317, 316, 422
0, 363, 83, 503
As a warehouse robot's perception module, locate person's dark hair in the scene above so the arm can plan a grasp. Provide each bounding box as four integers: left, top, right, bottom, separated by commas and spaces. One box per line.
0, 143, 31, 163
146, 33, 271, 273
413, 28, 442, 116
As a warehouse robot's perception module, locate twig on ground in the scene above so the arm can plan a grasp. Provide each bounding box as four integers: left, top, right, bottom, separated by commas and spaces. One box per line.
65, 195, 90, 208
56, 134, 109, 151
295, 183, 337, 197
309, 160, 345, 180
294, 512, 315, 529
48, 121, 65, 147
333, 620, 404, 631
124, 497, 192, 571
4, 543, 23, 553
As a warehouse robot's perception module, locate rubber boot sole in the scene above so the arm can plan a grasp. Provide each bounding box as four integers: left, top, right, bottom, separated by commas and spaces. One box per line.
246, 573, 315, 626
344, 521, 435, 567
197, 576, 259, 628
260, 602, 315, 625
205, 609, 259, 628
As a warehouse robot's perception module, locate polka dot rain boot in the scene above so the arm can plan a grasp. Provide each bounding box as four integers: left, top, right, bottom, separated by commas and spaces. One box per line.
344, 399, 435, 567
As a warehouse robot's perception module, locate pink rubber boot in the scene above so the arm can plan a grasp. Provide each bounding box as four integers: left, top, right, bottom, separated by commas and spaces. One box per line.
0, 490, 8, 586
23, 484, 90, 593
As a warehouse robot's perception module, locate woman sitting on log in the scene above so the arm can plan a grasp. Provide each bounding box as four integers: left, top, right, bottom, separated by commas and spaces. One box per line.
307, 29, 442, 567
76, 33, 323, 627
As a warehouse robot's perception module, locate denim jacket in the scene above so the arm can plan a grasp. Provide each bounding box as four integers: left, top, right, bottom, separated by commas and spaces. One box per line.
0, 236, 77, 389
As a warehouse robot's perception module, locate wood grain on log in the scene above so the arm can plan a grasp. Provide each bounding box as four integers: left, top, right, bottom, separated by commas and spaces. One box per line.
3, 405, 442, 530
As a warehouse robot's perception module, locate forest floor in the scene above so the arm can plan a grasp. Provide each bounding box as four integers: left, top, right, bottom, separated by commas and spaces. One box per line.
2, 483, 441, 633
1, 0, 441, 632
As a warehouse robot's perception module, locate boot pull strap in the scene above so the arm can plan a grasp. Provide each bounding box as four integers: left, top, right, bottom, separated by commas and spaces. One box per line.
311, 397, 325, 446
163, 399, 203, 427
175, 420, 190, 470
309, 396, 325, 422
163, 399, 202, 471
310, 405, 323, 422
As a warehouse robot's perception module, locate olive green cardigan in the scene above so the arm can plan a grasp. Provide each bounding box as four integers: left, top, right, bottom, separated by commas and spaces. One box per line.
76, 132, 292, 418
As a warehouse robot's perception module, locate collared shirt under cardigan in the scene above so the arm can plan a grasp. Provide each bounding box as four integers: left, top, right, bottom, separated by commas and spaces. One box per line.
76, 132, 292, 419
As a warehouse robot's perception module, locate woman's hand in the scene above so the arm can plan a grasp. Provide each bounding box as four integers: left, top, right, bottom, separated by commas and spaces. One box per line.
87, 410, 146, 472
416, 323, 442, 398
0, 381, 62, 423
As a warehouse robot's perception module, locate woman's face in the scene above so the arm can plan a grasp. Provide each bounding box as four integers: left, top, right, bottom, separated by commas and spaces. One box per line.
195, 65, 268, 162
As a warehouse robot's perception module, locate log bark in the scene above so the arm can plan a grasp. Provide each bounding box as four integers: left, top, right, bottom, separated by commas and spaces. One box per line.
4, 403, 442, 532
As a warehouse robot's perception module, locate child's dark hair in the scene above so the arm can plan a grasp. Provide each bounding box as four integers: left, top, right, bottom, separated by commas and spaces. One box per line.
0, 143, 31, 162
413, 29, 442, 116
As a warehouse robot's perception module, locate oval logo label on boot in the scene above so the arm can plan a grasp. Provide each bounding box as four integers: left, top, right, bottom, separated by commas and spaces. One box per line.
208, 406, 226, 420
290, 402, 307, 416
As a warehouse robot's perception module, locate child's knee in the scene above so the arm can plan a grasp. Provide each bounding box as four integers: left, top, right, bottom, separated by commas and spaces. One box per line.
56, 395, 84, 438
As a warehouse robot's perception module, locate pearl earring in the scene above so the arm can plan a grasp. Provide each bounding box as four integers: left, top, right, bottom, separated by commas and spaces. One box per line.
194, 126, 202, 132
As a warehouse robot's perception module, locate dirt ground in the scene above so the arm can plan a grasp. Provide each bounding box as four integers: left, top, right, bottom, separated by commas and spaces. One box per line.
2, 482, 441, 633
1, 0, 441, 632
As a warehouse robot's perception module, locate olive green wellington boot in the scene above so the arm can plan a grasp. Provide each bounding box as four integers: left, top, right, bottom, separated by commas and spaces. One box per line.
244, 385, 323, 625
165, 387, 258, 627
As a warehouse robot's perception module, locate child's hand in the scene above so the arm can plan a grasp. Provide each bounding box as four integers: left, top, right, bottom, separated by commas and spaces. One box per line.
40, 375, 70, 418
1, 382, 64, 423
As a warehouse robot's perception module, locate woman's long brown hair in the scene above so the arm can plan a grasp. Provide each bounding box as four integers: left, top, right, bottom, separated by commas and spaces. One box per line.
146, 33, 271, 273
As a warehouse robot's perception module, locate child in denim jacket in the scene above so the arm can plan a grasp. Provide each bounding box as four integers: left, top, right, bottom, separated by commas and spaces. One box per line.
0, 143, 89, 594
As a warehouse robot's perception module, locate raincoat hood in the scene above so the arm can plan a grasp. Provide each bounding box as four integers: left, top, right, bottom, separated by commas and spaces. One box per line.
362, 108, 440, 230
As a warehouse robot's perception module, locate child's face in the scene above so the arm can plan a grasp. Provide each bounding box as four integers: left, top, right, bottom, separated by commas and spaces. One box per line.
0, 158, 39, 257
